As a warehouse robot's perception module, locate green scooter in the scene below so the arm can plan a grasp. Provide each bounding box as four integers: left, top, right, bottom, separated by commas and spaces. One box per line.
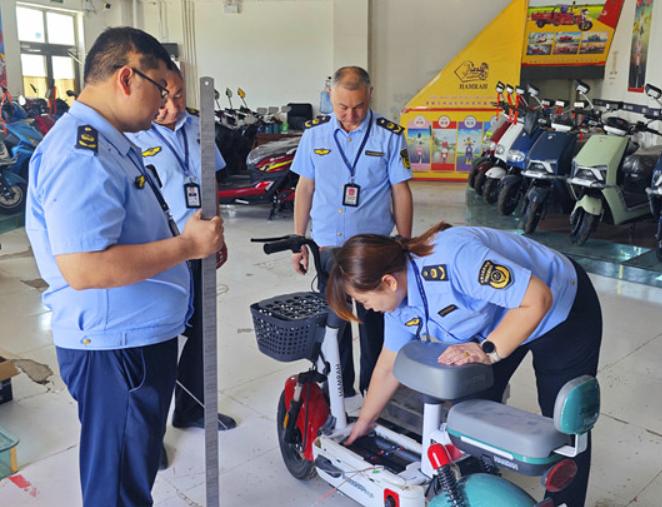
567, 83, 662, 244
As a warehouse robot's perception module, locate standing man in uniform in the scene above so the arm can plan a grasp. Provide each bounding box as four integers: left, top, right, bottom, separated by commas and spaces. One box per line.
128, 66, 237, 438
25, 27, 224, 507
290, 66, 413, 398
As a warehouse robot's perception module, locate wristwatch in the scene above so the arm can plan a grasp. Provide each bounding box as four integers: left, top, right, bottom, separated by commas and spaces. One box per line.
480, 340, 502, 364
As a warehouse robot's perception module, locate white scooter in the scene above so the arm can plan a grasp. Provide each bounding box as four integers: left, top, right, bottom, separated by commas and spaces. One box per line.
250, 235, 599, 507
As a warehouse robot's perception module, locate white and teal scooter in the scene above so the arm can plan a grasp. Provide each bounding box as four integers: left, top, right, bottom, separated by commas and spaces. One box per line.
251, 235, 600, 507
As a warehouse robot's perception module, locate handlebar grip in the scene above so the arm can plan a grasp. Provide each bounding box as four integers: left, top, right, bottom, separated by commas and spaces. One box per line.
263, 239, 299, 255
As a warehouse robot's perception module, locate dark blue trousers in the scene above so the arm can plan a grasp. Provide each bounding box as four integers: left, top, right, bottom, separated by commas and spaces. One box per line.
57, 338, 178, 507
481, 259, 602, 507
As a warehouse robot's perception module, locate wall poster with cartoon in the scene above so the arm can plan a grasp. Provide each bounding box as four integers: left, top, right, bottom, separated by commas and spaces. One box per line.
431, 115, 457, 171
628, 0, 654, 92
406, 116, 431, 172
456, 116, 484, 172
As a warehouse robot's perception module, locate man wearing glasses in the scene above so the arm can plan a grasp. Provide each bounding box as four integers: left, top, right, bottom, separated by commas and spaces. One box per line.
25, 27, 224, 507
128, 66, 237, 452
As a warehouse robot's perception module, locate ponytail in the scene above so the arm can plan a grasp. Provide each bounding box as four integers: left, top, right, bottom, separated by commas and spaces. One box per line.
326, 221, 452, 320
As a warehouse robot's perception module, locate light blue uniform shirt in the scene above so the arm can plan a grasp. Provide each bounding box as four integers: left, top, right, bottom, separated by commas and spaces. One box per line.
384, 227, 578, 352
290, 111, 412, 247
25, 101, 191, 351
127, 111, 226, 233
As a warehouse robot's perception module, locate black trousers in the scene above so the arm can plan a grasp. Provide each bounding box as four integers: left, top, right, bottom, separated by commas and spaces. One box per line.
319, 249, 384, 396
173, 260, 206, 420
481, 259, 602, 507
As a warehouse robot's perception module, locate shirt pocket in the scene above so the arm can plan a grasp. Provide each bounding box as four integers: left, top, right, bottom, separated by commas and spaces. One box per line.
431, 306, 490, 343
361, 147, 388, 186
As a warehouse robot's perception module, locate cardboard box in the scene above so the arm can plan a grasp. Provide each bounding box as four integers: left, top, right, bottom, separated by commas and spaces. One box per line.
0, 357, 18, 406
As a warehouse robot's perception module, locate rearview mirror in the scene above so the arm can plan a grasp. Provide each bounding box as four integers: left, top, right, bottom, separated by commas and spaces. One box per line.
527, 84, 540, 97
495, 81, 505, 93
268, 106, 279, 115
225, 88, 233, 99
574, 101, 586, 109
555, 100, 568, 108
256, 107, 268, 115
237, 87, 246, 99
17, 95, 26, 106
515, 86, 526, 95
576, 80, 590, 95
645, 83, 662, 100
505, 84, 515, 94
214, 89, 221, 100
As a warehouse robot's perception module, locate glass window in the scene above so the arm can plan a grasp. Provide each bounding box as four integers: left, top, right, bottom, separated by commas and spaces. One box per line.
17, 7, 46, 43
21, 54, 48, 98
46, 12, 75, 46
52, 56, 76, 105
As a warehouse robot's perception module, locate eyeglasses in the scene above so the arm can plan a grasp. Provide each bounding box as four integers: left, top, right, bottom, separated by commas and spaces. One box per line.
130, 67, 169, 101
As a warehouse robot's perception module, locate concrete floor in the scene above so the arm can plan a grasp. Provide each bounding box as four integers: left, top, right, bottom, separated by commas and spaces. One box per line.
0, 181, 661, 506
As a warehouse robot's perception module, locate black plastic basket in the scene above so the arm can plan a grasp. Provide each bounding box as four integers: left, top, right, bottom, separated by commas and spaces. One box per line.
250, 291, 328, 362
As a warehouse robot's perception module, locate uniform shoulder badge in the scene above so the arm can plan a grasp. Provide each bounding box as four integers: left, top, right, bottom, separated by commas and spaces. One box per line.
479, 260, 512, 289
438, 304, 458, 318
142, 146, 162, 158
313, 148, 331, 156
75, 125, 98, 153
400, 148, 411, 169
405, 317, 421, 327
421, 264, 448, 282
186, 107, 200, 116
376, 117, 404, 135
304, 115, 331, 129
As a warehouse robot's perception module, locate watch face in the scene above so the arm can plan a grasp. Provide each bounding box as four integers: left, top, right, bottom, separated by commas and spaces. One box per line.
481, 340, 496, 354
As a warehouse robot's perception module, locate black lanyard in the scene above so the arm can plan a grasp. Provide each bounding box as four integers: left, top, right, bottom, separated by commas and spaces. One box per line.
333, 111, 373, 181
127, 150, 180, 237
408, 255, 431, 342
151, 125, 193, 180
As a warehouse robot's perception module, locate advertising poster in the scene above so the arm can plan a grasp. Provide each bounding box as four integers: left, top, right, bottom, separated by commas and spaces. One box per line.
456, 116, 484, 172
401, 0, 527, 181
0, 11, 7, 89
628, 0, 654, 92
406, 116, 431, 172
431, 115, 457, 171
522, 0, 624, 67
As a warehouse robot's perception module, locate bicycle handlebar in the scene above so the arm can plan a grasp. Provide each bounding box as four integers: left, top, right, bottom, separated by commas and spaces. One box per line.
251, 235, 324, 279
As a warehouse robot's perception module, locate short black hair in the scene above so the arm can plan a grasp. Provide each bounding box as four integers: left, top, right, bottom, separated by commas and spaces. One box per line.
84, 27, 174, 84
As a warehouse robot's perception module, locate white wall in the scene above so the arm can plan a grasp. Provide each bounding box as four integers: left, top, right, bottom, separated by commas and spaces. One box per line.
191, 0, 334, 111
596, 0, 662, 107
369, 0, 511, 119
1, 0, 127, 95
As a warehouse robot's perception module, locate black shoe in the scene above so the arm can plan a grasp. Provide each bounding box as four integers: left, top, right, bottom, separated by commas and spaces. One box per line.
172, 412, 237, 431
159, 444, 169, 470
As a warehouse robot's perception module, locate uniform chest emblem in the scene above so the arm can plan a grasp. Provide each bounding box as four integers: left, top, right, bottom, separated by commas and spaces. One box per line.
438, 304, 458, 317
142, 146, 162, 157
314, 148, 331, 156
75, 125, 98, 153
479, 260, 512, 289
135, 175, 146, 189
421, 264, 448, 281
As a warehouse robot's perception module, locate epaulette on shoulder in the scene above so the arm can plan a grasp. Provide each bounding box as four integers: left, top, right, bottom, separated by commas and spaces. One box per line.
376, 117, 404, 135
186, 107, 200, 116
75, 125, 98, 153
304, 115, 331, 129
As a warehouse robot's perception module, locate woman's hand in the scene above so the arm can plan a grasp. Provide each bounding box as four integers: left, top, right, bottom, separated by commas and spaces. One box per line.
344, 418, 375, 446
438, 342, 490, 366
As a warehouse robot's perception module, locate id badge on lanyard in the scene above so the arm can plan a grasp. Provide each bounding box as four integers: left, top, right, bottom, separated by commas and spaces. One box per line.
334, 112, 373, 208
184, 181, 202, 208
153, 125, 200, 208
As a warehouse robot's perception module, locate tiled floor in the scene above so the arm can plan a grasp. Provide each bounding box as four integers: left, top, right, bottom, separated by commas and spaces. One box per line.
0, 181, 661, 506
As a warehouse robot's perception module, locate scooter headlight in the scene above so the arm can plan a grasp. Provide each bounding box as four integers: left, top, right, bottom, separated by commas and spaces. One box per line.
507, 150, 526, 163
489, 141, 497, 151
495, 144, 505, 155
591, 165, 608, 181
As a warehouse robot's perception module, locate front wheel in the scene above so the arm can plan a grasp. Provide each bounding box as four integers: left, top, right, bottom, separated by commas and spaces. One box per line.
277, 391, 316, 480
579, 20, 593, 31
497, 178, 522, 216
474, 170, 488, 196
570, 208, 599, 245
0, 182, 26, 214
523, 198, 544, 234
483, 177, 499, 204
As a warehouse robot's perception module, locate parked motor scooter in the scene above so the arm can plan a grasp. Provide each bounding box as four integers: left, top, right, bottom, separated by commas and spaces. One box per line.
517, 97, 591, 233
0, 91, 43, 181
474, 83, 521, 195
217, 136, 300, 219
567, 85, 662, 245
0, 133, 25, 214
249, 233, 600, 507
640, 84, 662, 261
468, 81, 511, 189
483, 84, 547, 205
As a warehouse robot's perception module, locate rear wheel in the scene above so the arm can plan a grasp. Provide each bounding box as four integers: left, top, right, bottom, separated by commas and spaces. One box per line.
277, 391, 316, 480
497, 178, 521, 216
523, 198, 544, 234
483, 177, 499, 204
